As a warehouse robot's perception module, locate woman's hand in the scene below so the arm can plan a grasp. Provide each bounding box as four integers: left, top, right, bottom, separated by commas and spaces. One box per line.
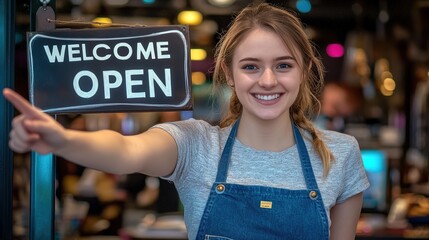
3, 88, 68, 154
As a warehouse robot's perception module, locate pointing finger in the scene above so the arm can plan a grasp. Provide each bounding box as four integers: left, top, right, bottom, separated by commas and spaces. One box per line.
3, 88, 46, 119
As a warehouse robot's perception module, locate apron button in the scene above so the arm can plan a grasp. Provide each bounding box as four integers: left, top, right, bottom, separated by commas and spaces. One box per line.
309, 190, 317, 199
216, 184, 225, 193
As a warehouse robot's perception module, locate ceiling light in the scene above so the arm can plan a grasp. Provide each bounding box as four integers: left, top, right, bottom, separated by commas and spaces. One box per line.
177, 10, 203, 26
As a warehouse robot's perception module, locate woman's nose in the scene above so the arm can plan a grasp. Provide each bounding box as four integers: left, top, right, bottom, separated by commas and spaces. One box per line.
258, 69, 277, 88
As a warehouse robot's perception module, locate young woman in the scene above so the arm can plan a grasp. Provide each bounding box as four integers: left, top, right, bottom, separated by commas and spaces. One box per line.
4, 3, 369, 239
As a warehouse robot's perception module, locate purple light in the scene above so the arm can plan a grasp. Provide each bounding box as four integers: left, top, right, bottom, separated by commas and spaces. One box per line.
326, 43, 344, 58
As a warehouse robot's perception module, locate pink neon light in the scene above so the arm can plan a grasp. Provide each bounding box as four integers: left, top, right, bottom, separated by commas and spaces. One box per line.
326, 43, 344, 58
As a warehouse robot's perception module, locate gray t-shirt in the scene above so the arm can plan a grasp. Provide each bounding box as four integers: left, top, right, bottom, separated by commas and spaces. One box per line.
154, 118, 369, 240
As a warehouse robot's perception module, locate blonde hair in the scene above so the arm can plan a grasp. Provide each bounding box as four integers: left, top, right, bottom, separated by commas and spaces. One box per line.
212, 3, 334, 175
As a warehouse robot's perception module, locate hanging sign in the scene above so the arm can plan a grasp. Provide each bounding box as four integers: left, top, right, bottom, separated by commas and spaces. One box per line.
27, 26, 192, 114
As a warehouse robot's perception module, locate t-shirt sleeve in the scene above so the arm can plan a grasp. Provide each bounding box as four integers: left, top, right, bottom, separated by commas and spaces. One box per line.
336, 137, 370, 204
150, 119, 210, 184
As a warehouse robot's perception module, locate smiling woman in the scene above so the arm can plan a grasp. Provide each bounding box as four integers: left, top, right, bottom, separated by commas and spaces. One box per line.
4, 2, 369, 240
229, 28, 302, 124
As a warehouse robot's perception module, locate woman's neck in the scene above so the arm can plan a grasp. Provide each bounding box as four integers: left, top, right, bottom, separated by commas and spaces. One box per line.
236, 116, 295, 152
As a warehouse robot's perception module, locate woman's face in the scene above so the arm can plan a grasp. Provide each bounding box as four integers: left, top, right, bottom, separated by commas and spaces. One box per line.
230, 28, 303, 122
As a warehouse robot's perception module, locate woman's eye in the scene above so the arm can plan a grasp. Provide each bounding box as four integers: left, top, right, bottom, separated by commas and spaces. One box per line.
277, 63, 291, 69
242, 65, 257, 70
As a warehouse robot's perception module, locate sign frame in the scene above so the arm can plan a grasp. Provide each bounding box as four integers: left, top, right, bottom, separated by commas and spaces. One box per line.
27, 25, 193, 114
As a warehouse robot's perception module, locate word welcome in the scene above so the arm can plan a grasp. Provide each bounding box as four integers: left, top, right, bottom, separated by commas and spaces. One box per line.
44, 41, 171, 63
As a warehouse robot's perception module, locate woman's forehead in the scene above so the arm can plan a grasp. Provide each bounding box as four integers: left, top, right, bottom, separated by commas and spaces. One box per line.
232, 28, 302, 63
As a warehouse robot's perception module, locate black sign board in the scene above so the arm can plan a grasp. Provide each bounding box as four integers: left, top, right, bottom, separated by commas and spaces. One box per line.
27, 26, 192, 114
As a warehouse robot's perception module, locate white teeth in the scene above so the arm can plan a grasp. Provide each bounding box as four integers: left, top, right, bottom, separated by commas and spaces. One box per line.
255, 94, 280, 101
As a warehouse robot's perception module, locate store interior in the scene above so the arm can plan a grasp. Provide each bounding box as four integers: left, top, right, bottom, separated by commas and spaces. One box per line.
10, 0, 429, 239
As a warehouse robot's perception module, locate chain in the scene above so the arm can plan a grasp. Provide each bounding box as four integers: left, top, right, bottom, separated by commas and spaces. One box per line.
40, 0, 50, 6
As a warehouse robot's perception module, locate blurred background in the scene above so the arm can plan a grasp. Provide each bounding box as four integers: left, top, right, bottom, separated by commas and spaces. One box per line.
8, 0, 429, 239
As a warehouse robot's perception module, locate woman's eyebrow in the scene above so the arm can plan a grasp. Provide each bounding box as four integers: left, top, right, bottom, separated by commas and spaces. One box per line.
238, 57, 259, 63
276, 56, 296, 61
238, 56, 296, 63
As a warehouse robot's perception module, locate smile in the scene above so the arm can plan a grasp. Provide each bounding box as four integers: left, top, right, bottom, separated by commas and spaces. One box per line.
254, 94, 280, 101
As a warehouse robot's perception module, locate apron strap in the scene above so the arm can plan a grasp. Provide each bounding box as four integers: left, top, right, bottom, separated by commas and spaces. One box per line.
292, 124, 319, 190
215, 120, 240, 183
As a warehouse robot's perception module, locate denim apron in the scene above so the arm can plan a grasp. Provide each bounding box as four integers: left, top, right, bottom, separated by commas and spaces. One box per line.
195, 121, 329, 240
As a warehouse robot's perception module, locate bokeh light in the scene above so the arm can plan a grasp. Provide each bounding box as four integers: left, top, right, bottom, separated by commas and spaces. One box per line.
326, 43, 344, 58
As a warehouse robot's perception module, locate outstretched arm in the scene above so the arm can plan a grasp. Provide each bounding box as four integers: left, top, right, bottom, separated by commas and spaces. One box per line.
330, 192, 363, 240
3, 88, 178, 176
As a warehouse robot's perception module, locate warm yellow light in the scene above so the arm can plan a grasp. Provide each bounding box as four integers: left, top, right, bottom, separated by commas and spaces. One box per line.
383, 77, 396, 91
177, 10, 203, 26
192, 72, 206, 85
380, 86, 393, 96
92, 17, 112, 27
191, 48, 207, 61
